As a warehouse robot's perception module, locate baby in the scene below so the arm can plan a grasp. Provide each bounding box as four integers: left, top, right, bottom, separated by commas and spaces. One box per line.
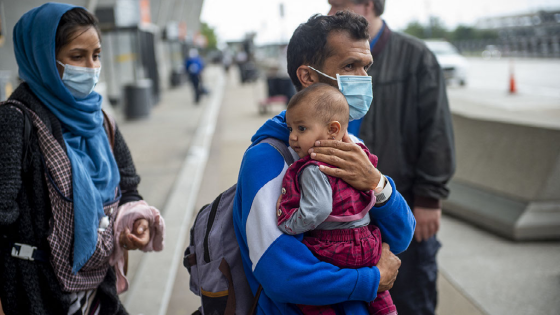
277, 83, 397, 315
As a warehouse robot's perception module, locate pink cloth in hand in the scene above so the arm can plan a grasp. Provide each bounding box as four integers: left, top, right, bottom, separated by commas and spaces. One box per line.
109, 200, 165, 294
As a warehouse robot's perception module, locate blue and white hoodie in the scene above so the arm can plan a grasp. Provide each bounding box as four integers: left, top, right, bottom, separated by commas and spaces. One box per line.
233, 111, 416, 314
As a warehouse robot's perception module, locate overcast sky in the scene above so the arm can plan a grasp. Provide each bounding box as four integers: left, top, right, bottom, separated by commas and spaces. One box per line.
200, 0, 560, 44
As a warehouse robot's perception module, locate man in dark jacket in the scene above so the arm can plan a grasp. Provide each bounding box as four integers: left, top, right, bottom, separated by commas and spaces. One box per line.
326, 1, 456, 315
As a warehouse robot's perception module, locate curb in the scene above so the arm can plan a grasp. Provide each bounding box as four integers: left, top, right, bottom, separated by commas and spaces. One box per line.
123, 68, 226, 315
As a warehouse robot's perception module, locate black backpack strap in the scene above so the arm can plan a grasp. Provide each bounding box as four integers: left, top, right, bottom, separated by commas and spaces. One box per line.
258, 137, 295, 166
248, 284, 263, 315
102, 109, 116, 150
0, 238, 49, 263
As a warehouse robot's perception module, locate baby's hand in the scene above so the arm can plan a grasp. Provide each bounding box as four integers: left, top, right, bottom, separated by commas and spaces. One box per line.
276, 195, 283, 211
120, 219, 150, 250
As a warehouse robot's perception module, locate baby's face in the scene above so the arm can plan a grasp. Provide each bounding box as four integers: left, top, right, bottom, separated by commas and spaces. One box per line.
286, 105, 331, 158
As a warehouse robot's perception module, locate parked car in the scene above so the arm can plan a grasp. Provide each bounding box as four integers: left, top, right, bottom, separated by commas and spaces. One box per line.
424, 40, 468, 86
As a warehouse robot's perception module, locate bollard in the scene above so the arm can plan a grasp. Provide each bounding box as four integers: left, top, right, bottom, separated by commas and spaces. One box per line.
509, 60, 516, 94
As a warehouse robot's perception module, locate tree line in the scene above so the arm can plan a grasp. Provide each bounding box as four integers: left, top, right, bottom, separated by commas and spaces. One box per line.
403, 17, 499, 41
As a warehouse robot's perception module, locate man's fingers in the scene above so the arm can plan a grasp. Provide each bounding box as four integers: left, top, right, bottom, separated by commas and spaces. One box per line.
314, 139, 357, 151
311, 152, 348, 169
311, 147, 349, 158
414, 225, 426, 242
377, 243, 400, 292
427, 223, 435, 239
414, 230, 422, 242
318, 164, 348, 179
311, 145, 359, 158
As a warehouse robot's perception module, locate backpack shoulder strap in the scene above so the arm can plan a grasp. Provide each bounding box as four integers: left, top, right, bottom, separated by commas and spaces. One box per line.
102, 109, 116, 150
258, 138, 294, 165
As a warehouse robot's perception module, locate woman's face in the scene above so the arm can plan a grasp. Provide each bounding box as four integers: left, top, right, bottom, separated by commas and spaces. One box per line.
55, 27, 101, 79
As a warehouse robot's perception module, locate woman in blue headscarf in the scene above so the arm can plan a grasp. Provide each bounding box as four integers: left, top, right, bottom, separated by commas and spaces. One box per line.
0, 3, 163, 314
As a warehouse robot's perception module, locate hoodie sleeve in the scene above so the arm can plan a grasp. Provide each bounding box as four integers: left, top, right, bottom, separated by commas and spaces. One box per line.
368, 177, 416, 254
351, 136, 415, 254
234, 143, 380, 306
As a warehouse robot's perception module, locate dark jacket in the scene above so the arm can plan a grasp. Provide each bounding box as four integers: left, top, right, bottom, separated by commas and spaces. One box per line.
359, 26, 456, 209
0, 83, 141, 315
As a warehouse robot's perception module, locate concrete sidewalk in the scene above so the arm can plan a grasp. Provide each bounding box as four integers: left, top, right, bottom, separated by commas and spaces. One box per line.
116, 66, 558, 315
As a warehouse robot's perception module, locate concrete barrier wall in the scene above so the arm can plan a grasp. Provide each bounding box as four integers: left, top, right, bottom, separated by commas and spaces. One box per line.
452, 114, 560, 201
443, 113, 560, 240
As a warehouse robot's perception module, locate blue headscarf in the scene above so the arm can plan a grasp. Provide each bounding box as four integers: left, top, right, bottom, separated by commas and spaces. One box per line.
13, 2, 120, 273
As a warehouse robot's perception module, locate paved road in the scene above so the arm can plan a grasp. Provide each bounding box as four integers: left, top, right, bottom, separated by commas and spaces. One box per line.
447, 58, 560, 130
462, 57, 560, 99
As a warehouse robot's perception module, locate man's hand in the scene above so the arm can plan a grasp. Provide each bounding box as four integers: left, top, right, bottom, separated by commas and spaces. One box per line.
120, 219, 151, 250
377, 243, 401, 292
413, 207, 441, 242
308, 134, 381, 191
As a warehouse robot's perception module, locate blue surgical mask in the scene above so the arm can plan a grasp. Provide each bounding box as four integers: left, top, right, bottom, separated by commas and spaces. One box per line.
57, 61, 101, 99
308, 66, 373, 121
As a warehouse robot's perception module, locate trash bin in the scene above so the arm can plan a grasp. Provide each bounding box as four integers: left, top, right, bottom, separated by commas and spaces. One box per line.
240, 61, 259, 83
170, 67, 184, 87
124, 79, 152, 120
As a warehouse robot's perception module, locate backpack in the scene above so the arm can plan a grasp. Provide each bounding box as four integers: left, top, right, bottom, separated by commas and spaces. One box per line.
183, 138, 294, 315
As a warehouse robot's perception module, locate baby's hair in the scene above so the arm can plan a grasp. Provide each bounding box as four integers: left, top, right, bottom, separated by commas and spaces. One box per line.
287, 83, 349, 128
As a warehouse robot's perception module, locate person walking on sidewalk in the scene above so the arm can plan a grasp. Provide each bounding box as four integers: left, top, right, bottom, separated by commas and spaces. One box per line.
327, 1, 456, 315
185, 48, 206, 104
233, 11, 415, 315
0, 4, 164, 314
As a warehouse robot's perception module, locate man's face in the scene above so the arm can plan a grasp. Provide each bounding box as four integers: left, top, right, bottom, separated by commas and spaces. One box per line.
328, 0, 369, 17
315, 31, 373, 87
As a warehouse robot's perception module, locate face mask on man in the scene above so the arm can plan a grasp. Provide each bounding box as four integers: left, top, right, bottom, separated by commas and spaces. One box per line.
308, 66, 373, 121
57, 61, 101, 99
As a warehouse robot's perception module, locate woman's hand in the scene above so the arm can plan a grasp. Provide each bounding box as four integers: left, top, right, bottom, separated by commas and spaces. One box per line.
308, 133, 381, 191
119, 219, 150, 251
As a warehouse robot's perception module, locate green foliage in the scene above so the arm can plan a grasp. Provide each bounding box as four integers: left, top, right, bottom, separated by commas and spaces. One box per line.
403, 21, 426, 39
476, 29, 499, 40
428, 17, 448, 39
200, 22, 217, 50
452, 25, 475, 41
403, 19, 499, 41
